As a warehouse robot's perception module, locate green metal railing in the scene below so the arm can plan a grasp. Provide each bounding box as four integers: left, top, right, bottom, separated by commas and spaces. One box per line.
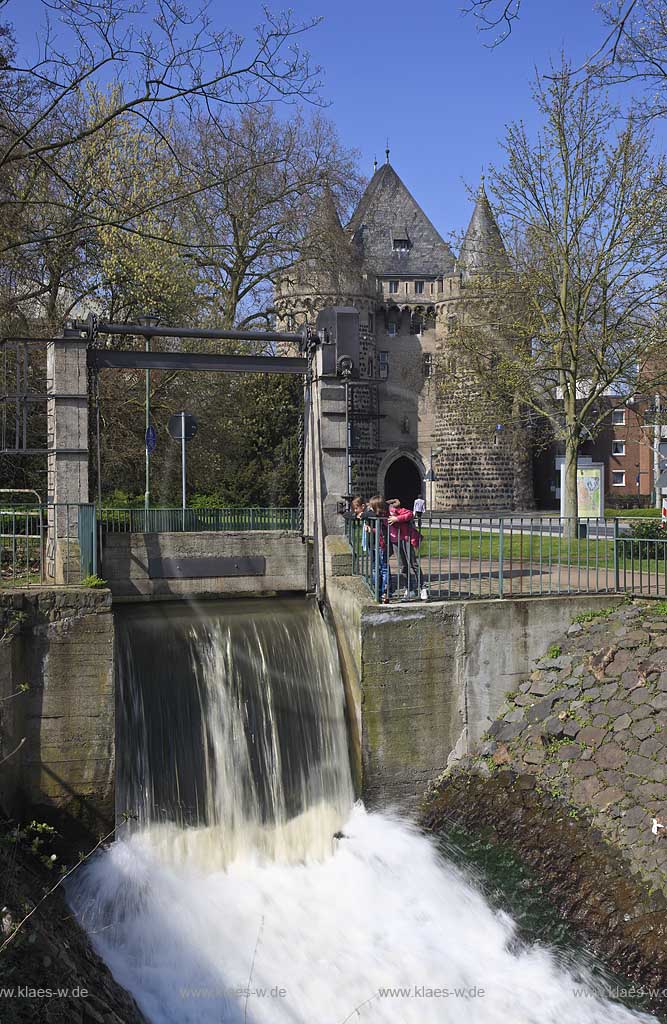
0, 502, 97, 586
2, 502, 302, 587
345, 514, 667, 603
99, 506, 302, 533
0, 507, 44, 585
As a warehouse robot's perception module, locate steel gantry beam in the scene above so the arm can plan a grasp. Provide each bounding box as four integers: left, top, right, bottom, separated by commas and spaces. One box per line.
88, 349, 308, 375
76, 316, 312, 376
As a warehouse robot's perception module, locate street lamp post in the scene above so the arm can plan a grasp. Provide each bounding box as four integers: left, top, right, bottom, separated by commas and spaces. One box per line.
427, 445, 444, 510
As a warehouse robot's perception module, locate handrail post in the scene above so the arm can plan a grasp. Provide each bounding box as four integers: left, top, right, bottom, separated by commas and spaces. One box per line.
498, 516, 504, 599
614, 517, 620, 593
374, 517, 381, 602
92, 503, 98, 576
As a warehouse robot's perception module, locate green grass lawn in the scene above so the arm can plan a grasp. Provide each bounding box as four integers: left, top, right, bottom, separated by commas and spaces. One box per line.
605, 508, 661, 518
418, 527, 618, 569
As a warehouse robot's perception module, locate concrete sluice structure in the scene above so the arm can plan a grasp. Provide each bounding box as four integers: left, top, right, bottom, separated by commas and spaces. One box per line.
62, 595, 652, 1023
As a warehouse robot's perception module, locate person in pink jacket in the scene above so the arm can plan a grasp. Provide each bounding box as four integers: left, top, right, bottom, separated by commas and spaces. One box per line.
387, 499, 421, 598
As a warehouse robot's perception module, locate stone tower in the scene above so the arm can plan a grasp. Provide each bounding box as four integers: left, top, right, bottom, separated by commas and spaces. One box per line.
276, 163, 534, 515
433, 182, 534, 510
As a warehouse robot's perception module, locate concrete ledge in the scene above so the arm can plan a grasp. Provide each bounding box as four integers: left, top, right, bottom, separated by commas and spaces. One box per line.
325, 534, 354, 578
327, 588, 624, 814
102, 530, 309, 598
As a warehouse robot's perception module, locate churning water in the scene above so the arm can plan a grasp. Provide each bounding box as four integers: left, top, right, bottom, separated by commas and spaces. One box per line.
69, 599, 656, 1024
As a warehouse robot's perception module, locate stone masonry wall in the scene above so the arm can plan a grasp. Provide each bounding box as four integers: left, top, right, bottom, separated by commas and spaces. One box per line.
0, 590, 114, 832
424, 599, 667, 1013
472, 600, 667, 892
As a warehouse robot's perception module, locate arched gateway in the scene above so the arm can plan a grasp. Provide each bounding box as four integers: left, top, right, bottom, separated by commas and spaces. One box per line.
383, 455, 423, 509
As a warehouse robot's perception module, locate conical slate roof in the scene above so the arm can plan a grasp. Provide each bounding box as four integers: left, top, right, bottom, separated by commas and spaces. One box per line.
347, 162, 456, 278
459, 181, 509, 278
309, 186, 347, 243
301, 186, 365, 295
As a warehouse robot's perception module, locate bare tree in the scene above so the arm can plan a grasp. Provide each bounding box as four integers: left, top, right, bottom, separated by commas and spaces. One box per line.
0, 0, 322, 258
447, 63, 667, 525
461, 0, 642, 65
461, 0, 522, 45
177, 107, 363, 330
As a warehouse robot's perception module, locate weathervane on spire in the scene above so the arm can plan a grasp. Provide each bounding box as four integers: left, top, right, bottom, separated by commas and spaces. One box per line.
373, 155, 378, 172
385, 139, 390, 164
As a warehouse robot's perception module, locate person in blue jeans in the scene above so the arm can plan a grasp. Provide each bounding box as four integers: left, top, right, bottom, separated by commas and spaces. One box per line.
363, 496, 391, 602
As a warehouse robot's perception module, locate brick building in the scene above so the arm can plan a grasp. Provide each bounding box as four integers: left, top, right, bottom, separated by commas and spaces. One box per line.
535, 395, 667, 510
277, 158, 533, 511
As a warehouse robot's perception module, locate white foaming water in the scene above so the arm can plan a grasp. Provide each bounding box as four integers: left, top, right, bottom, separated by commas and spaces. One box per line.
69, 600, 656, 1023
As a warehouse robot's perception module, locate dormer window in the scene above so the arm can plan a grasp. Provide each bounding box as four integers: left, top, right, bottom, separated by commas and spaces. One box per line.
392, 238, 411, 251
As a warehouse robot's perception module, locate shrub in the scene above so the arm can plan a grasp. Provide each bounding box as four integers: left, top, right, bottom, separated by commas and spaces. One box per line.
624, 520, 667, 561
81, 574, 107, 589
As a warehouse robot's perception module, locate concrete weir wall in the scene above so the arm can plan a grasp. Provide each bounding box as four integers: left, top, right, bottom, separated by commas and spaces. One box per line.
326, 565, 621, 811
103, 530, 309, 598
0, 590, 115, 830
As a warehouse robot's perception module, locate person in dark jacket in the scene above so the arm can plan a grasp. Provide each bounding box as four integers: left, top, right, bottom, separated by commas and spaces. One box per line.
363, 495, 391, 602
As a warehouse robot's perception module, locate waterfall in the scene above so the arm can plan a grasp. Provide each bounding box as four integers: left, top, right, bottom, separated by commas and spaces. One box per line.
113, 598, 353, 867
69, 598, 655, 1024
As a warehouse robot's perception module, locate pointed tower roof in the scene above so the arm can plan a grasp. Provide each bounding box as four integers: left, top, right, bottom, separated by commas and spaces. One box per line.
347, 163, 456, 277
459, 180, 509, 278
309, 186, 347, 242
300, 185, 366, 297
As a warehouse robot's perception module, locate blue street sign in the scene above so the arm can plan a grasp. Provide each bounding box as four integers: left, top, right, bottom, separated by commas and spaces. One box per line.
145, 425, 157, 453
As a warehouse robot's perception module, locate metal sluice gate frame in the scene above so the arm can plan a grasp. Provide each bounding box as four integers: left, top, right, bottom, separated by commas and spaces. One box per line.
0, 314, 326, 587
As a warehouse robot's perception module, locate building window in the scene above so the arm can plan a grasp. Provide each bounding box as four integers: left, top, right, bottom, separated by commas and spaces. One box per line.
612, 470, 626, 486
393, 238, 410, 251
410, 312, 422, 336
414, 281, 424, 295
379, 351, 389, 379
386, 306, 400, 336
612, 408, 626, 425
388, 280, 399, 294
368, 313, 374, 334
423, 353, 433, 378
612, 440, 626, 456
447, 314, 458, 334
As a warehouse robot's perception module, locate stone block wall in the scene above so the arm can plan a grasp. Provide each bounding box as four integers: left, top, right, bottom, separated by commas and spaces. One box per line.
0, 590, 114, 831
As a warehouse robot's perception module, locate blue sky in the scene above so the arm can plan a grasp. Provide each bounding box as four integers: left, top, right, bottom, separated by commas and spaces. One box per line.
6, 0, 656, 242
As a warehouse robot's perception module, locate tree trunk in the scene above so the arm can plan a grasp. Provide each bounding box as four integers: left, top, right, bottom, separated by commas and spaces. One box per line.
563, 417, 579, 539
